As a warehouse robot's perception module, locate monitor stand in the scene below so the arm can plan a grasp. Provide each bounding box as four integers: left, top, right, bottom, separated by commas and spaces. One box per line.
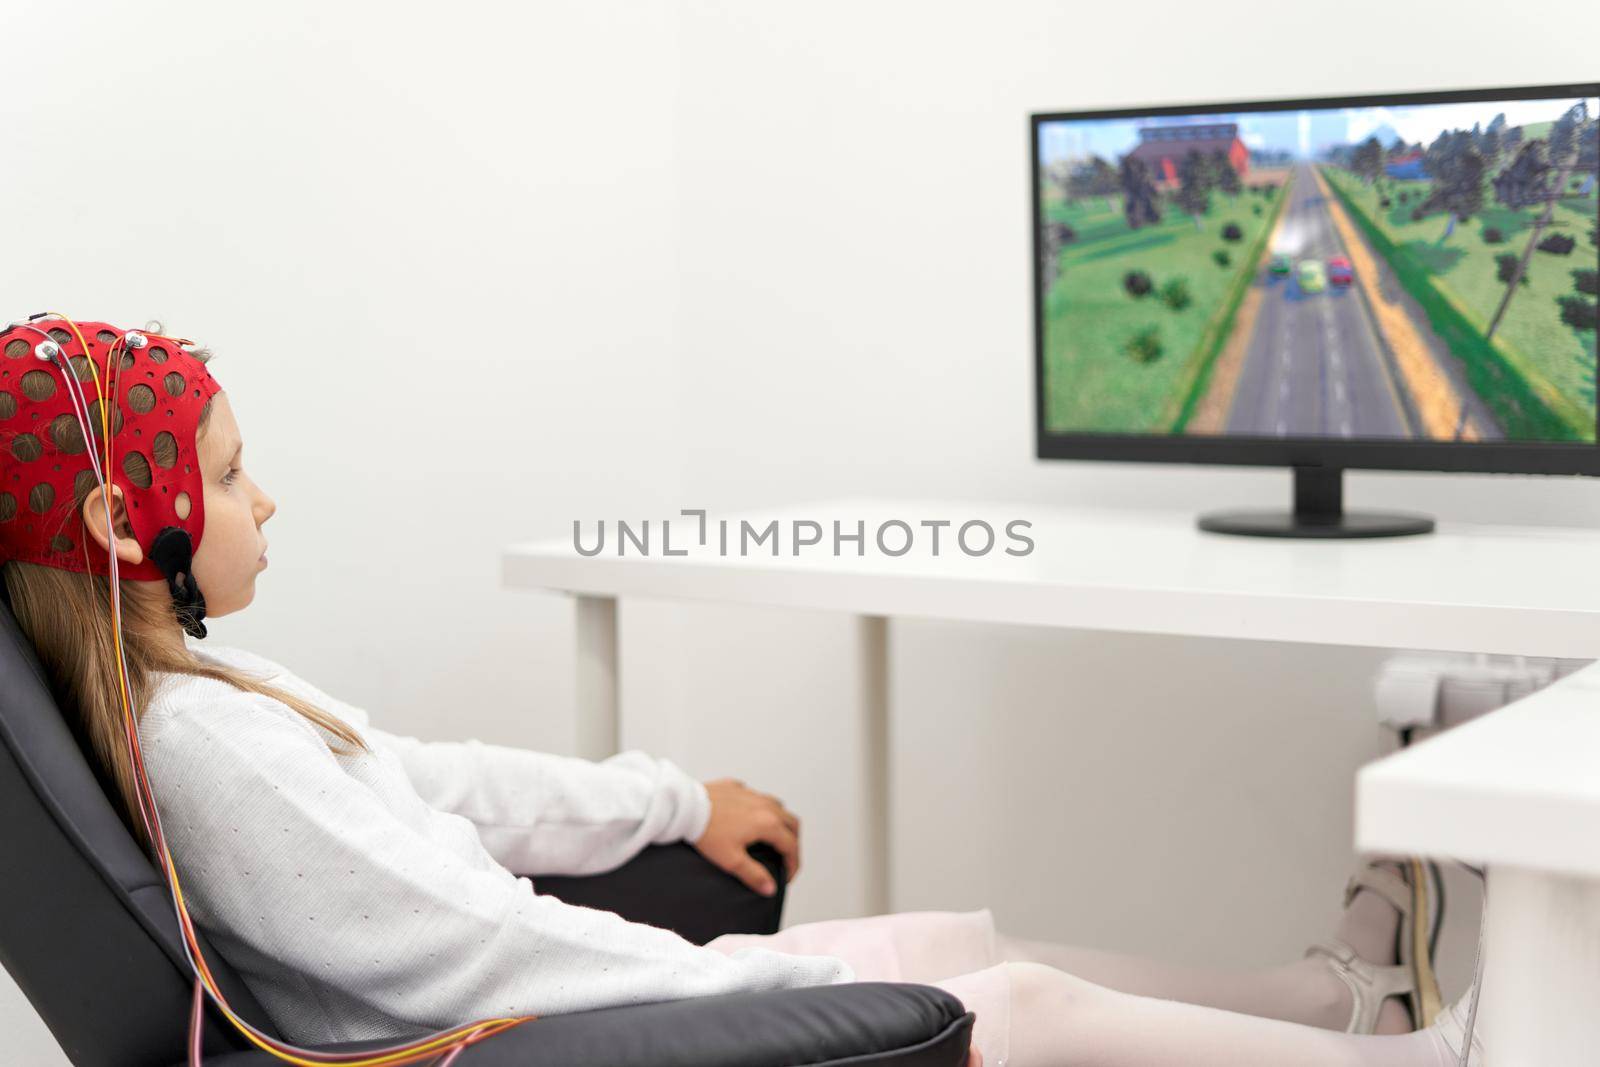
1198, 466, 1434, 539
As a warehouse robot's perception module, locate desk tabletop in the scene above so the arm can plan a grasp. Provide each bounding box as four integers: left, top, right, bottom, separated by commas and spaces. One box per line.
502, 497, 1600, 657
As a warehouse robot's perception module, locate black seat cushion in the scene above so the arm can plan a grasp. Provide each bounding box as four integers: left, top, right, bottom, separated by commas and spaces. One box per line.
189, 982, 974, 1067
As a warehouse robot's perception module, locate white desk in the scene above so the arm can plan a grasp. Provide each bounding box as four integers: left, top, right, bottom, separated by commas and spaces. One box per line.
504, 498, 1600, 1060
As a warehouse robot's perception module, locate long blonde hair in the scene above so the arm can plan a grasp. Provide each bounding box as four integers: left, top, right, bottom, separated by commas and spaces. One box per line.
2, 392, 368, 859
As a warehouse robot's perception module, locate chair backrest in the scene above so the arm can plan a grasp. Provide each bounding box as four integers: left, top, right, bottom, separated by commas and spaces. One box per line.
0, 581, 275, 1066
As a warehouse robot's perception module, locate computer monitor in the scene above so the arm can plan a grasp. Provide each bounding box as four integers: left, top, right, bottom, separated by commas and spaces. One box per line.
1032, 82, 1600, 537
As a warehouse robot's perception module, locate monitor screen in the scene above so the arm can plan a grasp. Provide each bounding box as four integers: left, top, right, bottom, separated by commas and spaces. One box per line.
1034, 87, 1600, 449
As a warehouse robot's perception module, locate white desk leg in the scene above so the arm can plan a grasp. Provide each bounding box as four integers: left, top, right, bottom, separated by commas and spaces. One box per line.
858, 615, 890, 916
573, 595, 619, 760
1481, 866, 1600, 1064
569, 600, 888, 913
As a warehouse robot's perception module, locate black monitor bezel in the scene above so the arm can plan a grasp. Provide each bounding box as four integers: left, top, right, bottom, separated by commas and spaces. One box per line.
1031, 81, 1600, 476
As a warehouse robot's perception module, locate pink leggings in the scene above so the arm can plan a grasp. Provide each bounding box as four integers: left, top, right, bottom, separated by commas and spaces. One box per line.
708, 910, 1457, 1067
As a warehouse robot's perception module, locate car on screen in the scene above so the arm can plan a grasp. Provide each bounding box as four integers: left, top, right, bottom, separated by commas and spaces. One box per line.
1298, 260, 1327, 292
1326, 255, 1353, 286
1270, 254, 1292, 276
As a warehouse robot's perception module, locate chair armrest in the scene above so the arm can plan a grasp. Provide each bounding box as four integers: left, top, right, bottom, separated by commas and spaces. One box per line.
189, 982, 975, 1067
528, 841, 786, 945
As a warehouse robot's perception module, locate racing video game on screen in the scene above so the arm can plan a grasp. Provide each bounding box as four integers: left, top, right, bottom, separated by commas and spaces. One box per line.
1037, 94, 1600, 443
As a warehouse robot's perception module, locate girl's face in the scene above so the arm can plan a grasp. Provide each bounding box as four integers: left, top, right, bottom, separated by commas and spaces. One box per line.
190, 391, 276, 617
80, 389, 276, 621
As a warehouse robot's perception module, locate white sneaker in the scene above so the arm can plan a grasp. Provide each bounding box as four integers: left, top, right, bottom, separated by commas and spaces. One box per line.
1430, 988, 1485, 1067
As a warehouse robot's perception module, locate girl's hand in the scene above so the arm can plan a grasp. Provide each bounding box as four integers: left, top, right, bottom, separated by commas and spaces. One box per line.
692, 778, 800, 896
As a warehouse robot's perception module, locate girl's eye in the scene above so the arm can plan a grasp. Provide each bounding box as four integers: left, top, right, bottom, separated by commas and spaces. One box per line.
223, 467, 240, 485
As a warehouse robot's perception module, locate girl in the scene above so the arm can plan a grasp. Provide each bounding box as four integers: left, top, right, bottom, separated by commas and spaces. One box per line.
0, 316, 1483, 1066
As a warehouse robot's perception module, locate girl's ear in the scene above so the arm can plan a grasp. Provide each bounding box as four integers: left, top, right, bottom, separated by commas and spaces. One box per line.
80, 482, 146, 567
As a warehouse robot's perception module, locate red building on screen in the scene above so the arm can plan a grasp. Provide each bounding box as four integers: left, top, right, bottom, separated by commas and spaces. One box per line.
1124, 123, 1249, 185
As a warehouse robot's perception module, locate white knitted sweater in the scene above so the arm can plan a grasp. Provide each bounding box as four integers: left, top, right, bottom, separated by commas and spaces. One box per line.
136, 637, 853, 1046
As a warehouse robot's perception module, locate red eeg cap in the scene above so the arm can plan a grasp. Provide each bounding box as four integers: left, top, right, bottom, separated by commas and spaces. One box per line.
0, 318, 223, 582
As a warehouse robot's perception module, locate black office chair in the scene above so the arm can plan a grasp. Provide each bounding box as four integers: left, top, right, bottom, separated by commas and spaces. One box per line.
0, 590, 973, 1066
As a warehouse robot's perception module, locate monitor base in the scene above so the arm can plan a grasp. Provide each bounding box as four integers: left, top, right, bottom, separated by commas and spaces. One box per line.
1197, 466, 1435, 539
1197, 509, 1435, 539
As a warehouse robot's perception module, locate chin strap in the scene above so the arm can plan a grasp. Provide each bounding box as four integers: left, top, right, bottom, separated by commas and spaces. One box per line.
148, 526, 208, 639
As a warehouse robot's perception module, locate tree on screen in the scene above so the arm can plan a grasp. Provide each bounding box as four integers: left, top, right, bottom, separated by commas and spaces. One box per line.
1548, 102, 1587, 164
1119, 156, 1161, 229
1576, 114, 1599, 180
1175, 150, 1212, 228
1419, 130, 1484, 242
1041, 222, 1078, 292
1208, 149, 1241, 197
1478, 113, 1507, 168
1493, 141, 1552, 210
1352, 137, 1385, 191
1070, 155, 1121, 210
1486, 107, 1592, 341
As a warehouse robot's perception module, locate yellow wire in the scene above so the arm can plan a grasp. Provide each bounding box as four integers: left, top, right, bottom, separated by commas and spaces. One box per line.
44, 315, 137, 747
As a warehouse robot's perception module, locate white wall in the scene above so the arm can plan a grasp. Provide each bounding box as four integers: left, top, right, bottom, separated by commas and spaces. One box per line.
7, 0, 1598, 1059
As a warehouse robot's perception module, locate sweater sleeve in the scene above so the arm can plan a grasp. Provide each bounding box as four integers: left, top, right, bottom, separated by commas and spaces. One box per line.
138, 690, 852, 1031
359, 727, 712, 877
198, 642, 712, 875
